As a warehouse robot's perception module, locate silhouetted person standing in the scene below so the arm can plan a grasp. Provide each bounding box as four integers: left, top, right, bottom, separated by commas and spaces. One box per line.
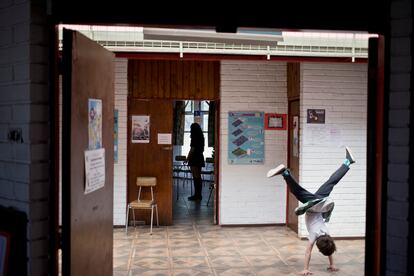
186, 123, 205, 201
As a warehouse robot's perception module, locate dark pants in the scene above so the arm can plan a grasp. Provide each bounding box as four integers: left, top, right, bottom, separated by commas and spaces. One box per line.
283, 164, 349, 203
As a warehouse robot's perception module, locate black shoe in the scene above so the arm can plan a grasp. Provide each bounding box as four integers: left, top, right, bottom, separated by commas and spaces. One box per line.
345, 147, 356, 164
267, 164, 286, 178
188, 195, 202, 201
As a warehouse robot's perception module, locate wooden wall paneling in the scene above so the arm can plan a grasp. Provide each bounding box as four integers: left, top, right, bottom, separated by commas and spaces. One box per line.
206, 62, 213, 99
189, 61, 196, 98
170, 61, 178, 98
128, 60, 220, 100
164, 61, 171, 98
214, 62, 220, 99
176, 61, 183, 99
137, 61, 146, 98
152, 61, 159, 98
145, 61, 153, 98
287, 62, 300, 100
158, 61, 165, 97
183, 61, 190, 99
202, 62, 209, 99
195, 62, 202, 98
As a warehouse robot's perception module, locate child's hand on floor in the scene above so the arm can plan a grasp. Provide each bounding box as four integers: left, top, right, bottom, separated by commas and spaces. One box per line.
327, 265, 339, 272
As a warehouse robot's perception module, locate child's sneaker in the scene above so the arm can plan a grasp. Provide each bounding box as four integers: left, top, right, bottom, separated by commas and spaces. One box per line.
267, 164, 286, 178
295, 198, 324, 216
345, 147, 356, 164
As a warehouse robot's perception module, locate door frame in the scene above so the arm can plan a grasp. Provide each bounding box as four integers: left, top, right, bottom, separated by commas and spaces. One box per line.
50, 25, 386, 276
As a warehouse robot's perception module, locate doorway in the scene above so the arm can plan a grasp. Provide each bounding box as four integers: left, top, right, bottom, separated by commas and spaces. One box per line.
55, 23, 384, 276
126, 60, 220, 228
172, 100, 217, 225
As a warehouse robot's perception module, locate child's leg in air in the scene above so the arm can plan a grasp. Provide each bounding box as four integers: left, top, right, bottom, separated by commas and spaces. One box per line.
282, 170, 318, 203
314, 147, 355, 198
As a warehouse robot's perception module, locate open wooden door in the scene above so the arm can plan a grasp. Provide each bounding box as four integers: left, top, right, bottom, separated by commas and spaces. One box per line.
127, 99, 173, 225
287, 100, 299, 232
62, 29, 114, 276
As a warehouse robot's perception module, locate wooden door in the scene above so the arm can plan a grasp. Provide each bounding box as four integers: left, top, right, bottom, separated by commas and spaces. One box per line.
287, 100, 299, 232
127, 99, 173, 225
62, 29, 114, 276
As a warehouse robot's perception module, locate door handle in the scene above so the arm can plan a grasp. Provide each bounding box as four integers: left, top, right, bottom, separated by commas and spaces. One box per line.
162, 146, 172, 151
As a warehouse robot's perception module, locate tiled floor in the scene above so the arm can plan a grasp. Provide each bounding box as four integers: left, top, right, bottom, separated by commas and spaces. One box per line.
113, 180, 365, 276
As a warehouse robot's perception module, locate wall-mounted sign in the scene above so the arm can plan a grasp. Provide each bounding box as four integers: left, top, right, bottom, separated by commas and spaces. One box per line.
265, 113, 287, 130
158, 133, 172, 144
307, 109, 325, 124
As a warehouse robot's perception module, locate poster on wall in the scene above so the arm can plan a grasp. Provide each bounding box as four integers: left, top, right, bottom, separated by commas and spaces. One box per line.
114, 109, 118, 163
84, 148, 106, 194
131, 115, 150, 143
228, 111, 264, 164
88, 99, 102, 150
307, 109, 325, 124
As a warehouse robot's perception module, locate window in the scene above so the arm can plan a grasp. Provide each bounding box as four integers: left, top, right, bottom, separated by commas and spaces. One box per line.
181, 100, 213, 158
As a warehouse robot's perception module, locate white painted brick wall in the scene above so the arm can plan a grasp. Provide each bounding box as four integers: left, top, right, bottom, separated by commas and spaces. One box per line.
298, 62, 367, 238
113, 58, 128, 225
220, 61, 288, 224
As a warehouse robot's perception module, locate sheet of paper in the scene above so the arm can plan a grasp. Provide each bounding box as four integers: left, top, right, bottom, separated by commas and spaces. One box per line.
158, 133, 172, 144
84, 148, 106, 194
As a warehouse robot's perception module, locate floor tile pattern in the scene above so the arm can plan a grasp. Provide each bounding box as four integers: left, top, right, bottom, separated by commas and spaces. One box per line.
61, 180, 365, 275
113, 181, 365, 275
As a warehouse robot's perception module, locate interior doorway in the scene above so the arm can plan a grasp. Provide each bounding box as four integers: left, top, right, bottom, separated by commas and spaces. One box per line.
55, 24, 383, 276
172, 100, 217, 225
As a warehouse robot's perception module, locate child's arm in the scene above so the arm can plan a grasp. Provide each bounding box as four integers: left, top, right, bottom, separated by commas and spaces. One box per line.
299, 242, 314, 276
327, 255, 339, 272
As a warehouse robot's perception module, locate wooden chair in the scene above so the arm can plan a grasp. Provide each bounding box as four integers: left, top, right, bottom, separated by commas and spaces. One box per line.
125, 177, 159, 234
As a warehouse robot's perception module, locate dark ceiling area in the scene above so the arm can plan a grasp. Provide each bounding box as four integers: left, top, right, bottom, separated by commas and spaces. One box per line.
51, 1, 388, 34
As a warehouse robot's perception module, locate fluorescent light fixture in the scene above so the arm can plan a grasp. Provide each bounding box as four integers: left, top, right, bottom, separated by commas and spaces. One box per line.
143, 28, 283, 46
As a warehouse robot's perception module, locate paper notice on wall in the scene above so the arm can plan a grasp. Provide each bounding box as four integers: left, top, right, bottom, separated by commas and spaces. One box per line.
293, 116, 299, 157
158, 133, 172, 144
84, 148, 105, 194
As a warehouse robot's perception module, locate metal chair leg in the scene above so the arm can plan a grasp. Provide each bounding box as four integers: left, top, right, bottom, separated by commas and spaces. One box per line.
125, 205, 129, 233
132, 209, 136, 227
150, 206, 154, 235
155, 205, 159, 226
207, 184, 214, 206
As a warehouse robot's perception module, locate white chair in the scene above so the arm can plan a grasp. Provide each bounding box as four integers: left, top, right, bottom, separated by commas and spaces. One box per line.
125, 177, 159, 234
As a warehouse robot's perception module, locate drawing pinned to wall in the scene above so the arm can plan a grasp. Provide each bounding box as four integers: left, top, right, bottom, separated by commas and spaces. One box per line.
114, 109, 118, 163
131, 115, 150, 143
293, 116, 299, 157
228, 111, 264, 164
88, 99, 102, 150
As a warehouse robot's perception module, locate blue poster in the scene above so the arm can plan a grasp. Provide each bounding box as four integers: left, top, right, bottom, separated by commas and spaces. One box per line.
228, 111, 264, 164
114, 109, 118, 163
